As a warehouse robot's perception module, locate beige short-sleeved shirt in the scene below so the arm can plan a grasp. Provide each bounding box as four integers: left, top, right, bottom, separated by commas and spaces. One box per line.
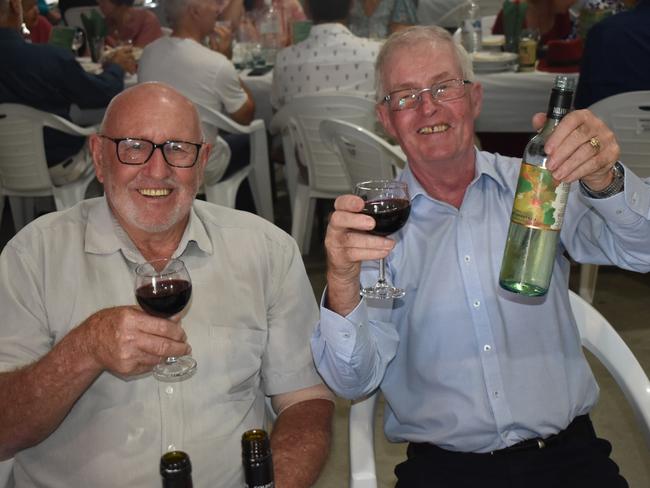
0, 198, 322, 487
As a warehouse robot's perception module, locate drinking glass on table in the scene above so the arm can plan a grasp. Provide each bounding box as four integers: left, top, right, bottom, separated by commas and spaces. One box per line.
135, 258, 196, 381
71, 28, 86, 53
355, 180, 411, 300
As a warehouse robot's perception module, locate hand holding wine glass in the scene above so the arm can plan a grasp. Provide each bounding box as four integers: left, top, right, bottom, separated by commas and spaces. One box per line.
135, 258, 196, 381
355, 180, 411, 300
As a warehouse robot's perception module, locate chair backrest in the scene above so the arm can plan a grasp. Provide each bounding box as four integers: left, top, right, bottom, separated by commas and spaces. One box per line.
588, 91, 650, 178
0, 104, 57, 196
194, 103, 273, 221
348, 290, 650, 488
63, 6, 103, 31
270, 95, 377, 195
319, 119, 406, 187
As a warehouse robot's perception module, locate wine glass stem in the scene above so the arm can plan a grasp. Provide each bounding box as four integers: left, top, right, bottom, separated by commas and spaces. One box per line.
377, 257, 387, 285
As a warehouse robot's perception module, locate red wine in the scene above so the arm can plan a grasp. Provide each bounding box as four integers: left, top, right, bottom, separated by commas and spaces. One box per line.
136, 279, 192, 318
362, 198, 411, 236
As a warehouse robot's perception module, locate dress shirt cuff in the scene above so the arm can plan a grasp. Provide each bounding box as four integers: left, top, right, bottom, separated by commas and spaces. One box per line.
581, 164, 650, 223
318, 287, 369, 362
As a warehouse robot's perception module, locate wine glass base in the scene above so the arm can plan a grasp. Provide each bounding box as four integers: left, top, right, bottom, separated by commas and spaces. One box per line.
153, 356, 197, 382
360, 284, 405, 300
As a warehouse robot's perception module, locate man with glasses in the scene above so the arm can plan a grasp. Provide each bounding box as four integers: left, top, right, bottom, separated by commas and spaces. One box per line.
312, 25, 650, 487
0, 82, 333, 487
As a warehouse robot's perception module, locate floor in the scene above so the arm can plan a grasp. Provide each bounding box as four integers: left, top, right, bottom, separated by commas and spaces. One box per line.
1, 196, 649, 487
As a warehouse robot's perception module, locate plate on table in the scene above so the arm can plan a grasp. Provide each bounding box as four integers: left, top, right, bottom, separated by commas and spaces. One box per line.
471, 51, 518, 73
77, 57, 102, 74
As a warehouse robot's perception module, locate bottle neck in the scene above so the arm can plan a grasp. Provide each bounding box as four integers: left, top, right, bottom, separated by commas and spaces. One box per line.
545, 87, 573, 125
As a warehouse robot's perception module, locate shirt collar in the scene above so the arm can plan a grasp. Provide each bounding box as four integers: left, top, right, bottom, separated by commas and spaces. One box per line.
84, 197, 213, 263
399, 147, 509, 203
308, 23, 354, 37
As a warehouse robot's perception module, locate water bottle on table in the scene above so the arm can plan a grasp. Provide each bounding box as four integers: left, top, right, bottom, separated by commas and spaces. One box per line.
461, 0, 482, 54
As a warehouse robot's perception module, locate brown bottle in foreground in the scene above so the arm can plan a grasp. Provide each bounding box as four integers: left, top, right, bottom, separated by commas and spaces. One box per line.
242, 429, 275, 488
160, 450, 193, 488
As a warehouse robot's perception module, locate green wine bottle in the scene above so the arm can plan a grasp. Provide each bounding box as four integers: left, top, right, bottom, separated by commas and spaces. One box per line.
160, 450, 193, 488
242, 429, 275, 488
499, 75, 576, 296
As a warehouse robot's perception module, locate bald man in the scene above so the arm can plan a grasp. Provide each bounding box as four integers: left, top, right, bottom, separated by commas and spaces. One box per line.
0, 82, 333, 488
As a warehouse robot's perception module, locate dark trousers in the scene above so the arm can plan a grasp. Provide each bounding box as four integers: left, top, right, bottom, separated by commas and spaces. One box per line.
395, 416, 628, 488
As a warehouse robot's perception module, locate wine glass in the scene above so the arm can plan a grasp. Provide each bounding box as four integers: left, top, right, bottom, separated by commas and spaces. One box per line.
135, 258, 196, 381
355, 180, 411, 300
71, 28, 85, 54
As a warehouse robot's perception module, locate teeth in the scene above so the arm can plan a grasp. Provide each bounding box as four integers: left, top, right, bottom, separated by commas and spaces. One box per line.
139, 188, 171, 197
418, 124, 449, 134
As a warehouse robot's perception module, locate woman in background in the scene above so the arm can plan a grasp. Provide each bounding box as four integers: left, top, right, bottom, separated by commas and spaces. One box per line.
348, 0, 417, 39
97, 0, 162, 48
492, 0, 576, 45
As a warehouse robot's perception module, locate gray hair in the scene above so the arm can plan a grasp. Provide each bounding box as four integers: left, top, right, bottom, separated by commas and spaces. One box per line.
164, 0, 196, 29
374, 25, 475, 101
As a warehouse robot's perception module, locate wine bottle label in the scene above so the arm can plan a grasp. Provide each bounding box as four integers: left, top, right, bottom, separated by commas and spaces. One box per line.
511, 163, 569, 231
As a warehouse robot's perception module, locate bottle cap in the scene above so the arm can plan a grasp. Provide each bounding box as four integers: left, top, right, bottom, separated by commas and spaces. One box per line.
553, 75, 576, 92
161, 450, 192, 478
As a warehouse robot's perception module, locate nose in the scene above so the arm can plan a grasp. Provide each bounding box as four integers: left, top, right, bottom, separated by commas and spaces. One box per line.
142, 146, 173, 179
418, 91, 439, 116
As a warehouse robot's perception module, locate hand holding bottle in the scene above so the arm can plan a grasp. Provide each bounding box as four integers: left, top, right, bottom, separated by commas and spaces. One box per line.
531, 110, 621, 190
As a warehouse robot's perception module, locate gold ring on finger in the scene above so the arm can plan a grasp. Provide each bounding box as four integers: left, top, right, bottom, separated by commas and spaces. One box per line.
589, 136, 601, 153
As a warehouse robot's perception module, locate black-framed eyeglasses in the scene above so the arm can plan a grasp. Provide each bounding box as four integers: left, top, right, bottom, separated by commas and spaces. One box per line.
99, 135, 204, 168
383, 79, 472, 112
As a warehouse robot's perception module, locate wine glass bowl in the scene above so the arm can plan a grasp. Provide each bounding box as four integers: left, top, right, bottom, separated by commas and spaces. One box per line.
135, 258, 196, 381
355, 180, 411, 299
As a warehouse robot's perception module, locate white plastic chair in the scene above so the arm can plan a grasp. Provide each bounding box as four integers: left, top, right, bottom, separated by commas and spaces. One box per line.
319, 119, 406, 186
0, 104, 97, 231
0, 458, 12, 488
270, 95, 377, 253
202, 135, 253, 209
348, 290, 650, 488
579, 91, 650, 303
195, 103, 273, 221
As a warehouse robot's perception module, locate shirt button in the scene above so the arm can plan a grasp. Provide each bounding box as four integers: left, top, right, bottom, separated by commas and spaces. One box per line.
464, 255, 471, 263
632, 192, 639, 204
165, 386, 174, 395
473, 300, 480, 308
342, 332, 351, 339
493, 391, 499, 398
483, 344, 492, 352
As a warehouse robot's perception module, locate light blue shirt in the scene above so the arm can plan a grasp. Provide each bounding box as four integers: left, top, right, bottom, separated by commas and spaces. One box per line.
348, 0, 418, 39
311, 149, 650, 452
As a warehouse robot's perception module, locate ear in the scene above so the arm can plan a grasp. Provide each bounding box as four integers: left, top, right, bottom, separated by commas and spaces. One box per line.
88, 134, 106, 183
376, 102, 398, 140
469, 81, 483, 121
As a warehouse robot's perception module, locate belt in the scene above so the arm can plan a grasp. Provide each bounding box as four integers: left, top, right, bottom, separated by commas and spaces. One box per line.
409, 415, 594, 458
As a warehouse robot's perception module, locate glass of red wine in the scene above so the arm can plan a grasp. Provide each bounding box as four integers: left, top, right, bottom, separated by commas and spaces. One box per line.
355, 180, 411, 300
135, 258, 196, 381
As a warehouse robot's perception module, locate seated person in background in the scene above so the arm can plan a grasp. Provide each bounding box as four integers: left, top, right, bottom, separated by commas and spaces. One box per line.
417, 0, 471, 32
0, 81, 334, 487
138, 0, 256, 187
0, 0, 135, 185
97, 0, 162, 48
22, 0, 51, 43
348, 0, 417, 39
220, 0, 306, 47
312, 24, 650, 488
492, 0, 576, 45
271, 0, 380, 110
574, 0, 650, 109
37, 0, 60, 24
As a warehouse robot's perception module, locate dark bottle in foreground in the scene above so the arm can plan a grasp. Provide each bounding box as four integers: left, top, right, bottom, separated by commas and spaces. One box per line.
499, 75, 576, 296
160, 450, 193, 488
242, 429, 275, 488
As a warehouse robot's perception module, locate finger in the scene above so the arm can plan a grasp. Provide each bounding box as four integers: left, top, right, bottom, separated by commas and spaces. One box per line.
135, 314, 188, 342
334, 194, 365, 212
544, 113, 593, 170
139, 334, 192, 359
531, 112, 546, 132
328, 208, 375, 234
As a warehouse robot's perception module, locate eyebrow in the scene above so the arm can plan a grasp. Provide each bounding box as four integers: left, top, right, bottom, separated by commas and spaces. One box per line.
388, 72, 458, 92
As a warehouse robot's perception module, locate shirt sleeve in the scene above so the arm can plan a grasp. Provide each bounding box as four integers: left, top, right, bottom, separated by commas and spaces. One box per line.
213, 59, 250, 115
261, 235, 324, 396
311, 291, 400, 400
562, 165, 650, 269
52, 50, 125, 109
